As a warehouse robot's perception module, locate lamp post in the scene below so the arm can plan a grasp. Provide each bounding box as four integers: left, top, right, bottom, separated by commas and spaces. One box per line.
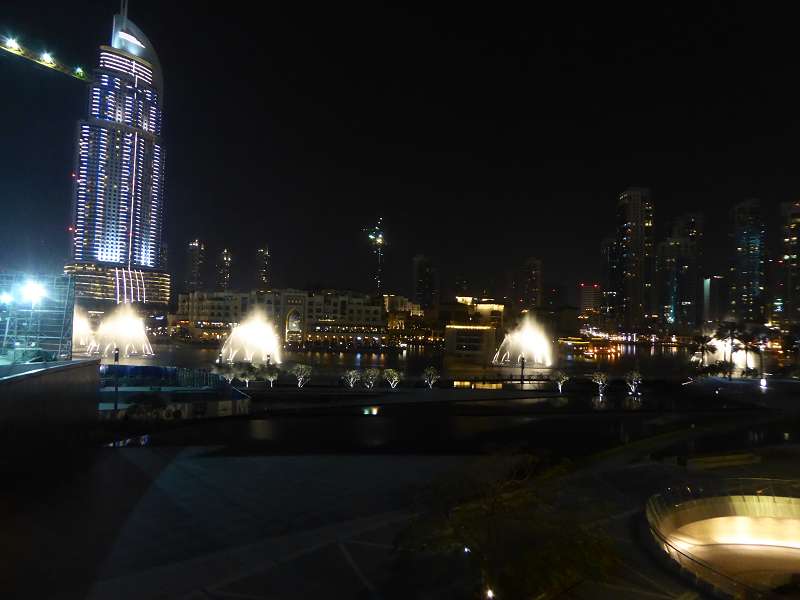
520, 355, 526, 387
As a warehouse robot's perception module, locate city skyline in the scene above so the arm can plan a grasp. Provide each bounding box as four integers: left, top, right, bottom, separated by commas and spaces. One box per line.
3, 2, 800, 300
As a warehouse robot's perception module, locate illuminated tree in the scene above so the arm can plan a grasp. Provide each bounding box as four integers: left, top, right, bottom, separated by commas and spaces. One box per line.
362, 368, 381, 389
259, 363, 280, 388
625, 370, 641, 395
291, 363, 312, 388
213, 363, 235, 383
384, 368, 401, 389
549, 370, 569, 393
423, 366, 440, 389
236, 363, 256, 387
343, 369, 361, 388
590, 371, 608, 396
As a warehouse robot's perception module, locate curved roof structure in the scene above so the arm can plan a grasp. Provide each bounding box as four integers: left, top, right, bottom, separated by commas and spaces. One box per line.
110, 12, 163, 94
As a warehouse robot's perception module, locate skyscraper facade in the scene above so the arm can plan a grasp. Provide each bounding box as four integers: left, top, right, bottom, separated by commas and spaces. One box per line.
615, 187, 655, 330
216, 249, 233, 291
412, 254, 439, 310
185, 239, 205, 292
65, 6, 169, 306
256, 246, 271, 291
730, 199, 765, 322
780, 201, 800, 328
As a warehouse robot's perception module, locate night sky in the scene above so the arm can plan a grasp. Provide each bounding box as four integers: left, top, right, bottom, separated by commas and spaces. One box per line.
2, 1, 800, 301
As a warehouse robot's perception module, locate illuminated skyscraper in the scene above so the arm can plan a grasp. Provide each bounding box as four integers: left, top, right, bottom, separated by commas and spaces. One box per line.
615, 187, 655, 330
65, 3, 169, 305
216, 248, 233, 291
256, 246, 271, 290
366, 218, 385, 296
730, 199, 765, 322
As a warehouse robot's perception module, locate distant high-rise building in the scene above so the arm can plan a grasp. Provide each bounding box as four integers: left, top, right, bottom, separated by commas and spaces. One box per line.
65, 5, 169, 306
657, 237, 697, 328
185, 239, 205, 292
257, 246, 271, 291
216, 248, 232, 291
669, 213, 704, 327
579, 283, 602, 316
703, 275, 728, 326
600, 236, 621, 322
615, 187, 655, 330
781, 202, 800, 327
366, 218, 385, 296
730, 199, 765, 322
412, 254, 439, 309
512, 257, 543, 311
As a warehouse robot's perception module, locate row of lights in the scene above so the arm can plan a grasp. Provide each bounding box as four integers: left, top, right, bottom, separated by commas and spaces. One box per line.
4, 37, 85, 77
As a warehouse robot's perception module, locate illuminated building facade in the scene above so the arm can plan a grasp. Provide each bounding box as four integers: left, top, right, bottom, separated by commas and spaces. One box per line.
614, 187, 655, 330
66, 6, 169, 306
729, 199, 765, 322
579, 283, 602, 316
781, 202, 800, 327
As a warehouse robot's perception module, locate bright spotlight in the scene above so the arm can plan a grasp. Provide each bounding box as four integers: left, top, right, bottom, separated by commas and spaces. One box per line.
40, 52, 53, 64
74, 66, 84, 76
0, 292, 12, 304
21, 281, 46, 305
6, 38, 20, 51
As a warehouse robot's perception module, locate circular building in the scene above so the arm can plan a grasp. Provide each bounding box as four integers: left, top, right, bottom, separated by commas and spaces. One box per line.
647, 479, 800, 597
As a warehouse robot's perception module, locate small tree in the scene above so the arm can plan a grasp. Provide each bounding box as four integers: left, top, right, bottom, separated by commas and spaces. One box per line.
291, 363, 312, 388
362, 368, 381, 389
213, 363, 235, 383
591, 371, 608, 396
384, 368, 401, 389
625, 370, 642, 395
423, 366, 440, 389
343, 369, 361, 388
236, 363, 256, 387
261, 363, 280, 388
549, 370, 569, 394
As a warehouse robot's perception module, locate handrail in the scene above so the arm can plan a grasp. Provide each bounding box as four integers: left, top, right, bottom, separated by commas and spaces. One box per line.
646, 478, 800, 599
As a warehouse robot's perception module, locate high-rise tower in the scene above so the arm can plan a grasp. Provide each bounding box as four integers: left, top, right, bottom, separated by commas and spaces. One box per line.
730, 199, 765, 322
366, 218, 385, 296
185, 239, 205, 292
256, 246, 271, 291
65, 3, 169, 306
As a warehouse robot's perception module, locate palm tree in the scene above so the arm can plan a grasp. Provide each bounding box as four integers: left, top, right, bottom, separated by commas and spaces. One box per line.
715, 321, 739, 380
738, 331, 757, 373
693, 335, 717, 366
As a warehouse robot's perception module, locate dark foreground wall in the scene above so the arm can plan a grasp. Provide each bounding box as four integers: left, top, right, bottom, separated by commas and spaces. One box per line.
0, 359, 100, 430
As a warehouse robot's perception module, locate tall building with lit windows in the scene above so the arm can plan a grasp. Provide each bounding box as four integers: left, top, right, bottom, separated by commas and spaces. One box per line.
729, 199, 765, 322
615, 187, 655, 330
65, 4, 170, 306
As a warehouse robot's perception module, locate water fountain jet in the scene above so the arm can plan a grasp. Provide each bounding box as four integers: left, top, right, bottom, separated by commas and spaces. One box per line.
220, 311, 281, 365
87, 304, 153, 357
492, 316, 553, 367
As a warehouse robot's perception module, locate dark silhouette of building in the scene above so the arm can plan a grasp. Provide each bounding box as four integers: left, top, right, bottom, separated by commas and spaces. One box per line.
185, 239, 205, 292
511, 257, 543, 312
615, 187, 655, 330
412, 254, 439, 309
780, 202, 800, 328
256, 246, 270, 291
216, 248, 232, 292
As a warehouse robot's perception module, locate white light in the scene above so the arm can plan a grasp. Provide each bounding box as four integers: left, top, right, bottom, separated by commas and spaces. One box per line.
118, 31, 145, 48
760, 378, 767, 388
6, 38, 20, 51
463, 546, 471, 553
21, 281, 46, 305
41, 52, 53, 64
0, 292, 12, 304
486, 590, 495, 599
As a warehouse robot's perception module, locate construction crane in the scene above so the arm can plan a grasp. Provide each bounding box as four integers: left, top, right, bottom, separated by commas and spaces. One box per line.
1, 34, 89, 82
